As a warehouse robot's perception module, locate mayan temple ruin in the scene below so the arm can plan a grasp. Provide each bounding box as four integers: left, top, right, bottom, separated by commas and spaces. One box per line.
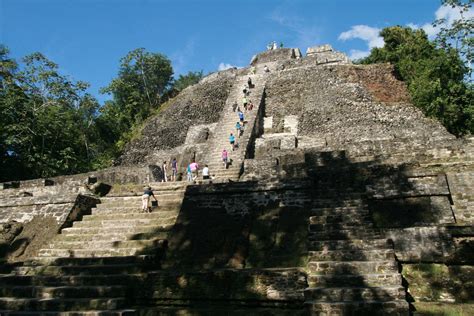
0, 45, 473, 315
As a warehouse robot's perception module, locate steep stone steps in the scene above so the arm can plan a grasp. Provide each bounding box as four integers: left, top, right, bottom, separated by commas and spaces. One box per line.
24, 255, 156, 267
308, 249, 395, 261
309, 222, 375, 230
0, 297, 126, 311
82, 212, 178, 221
0, 285, 127, 299
91, 205, 179, 215
37, 247, 157, 258
0, 273, 145, 287
304, 194, 409, 314
14, 264, 150, 277
0, 310, 137, 315
43, 238, 166, 250
309, 214, 373, 224
308, 273, 403, 288
307, 239, 393, 251
304, 286, 406, 302
98, 195, 183, 204
307, 260, 398, 275
308, 229, 384, 240
305, 300, 409, 315
59, 224, 173, 236
202, 73, 266, 181
43, 232, 169, 243
70, 216, 176, 228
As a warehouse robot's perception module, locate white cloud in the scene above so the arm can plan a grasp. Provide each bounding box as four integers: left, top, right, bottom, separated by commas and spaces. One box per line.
338, 25, 384, 60
218, 63, 235, 71
338, 25, 384, 49
339, 4, 474, 61
408, 4, 474, 38
348, 49, 371, 60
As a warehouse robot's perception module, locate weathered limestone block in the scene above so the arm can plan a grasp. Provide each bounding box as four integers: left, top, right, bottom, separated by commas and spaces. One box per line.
255, 137, 281, 158
250, 48, 298, 66
184, 123, 216, 145
293, 48, 302, 59
283, 115, 298, 134
366, 175, 450, 199
280, 135, 297, 150
306, 44, 351, 64
138, 269, 307, 303
385, 227, 455, 262
446, 171, 474, 224
297, 136, 327, 150
306, 44, 333, 55
264, 116, 273, 133
369, 196, 454, 227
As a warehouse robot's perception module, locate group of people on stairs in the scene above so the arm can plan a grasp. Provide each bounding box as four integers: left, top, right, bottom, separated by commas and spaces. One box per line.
141, 75, 258, 212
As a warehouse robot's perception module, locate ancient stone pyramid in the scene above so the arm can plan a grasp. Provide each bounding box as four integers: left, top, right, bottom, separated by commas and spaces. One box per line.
0, 44, 472, 315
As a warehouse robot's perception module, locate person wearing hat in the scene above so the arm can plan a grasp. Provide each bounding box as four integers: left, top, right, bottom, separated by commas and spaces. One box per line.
142, 186, 158, 213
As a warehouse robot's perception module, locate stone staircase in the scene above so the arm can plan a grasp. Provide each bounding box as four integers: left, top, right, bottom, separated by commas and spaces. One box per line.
0, 182, 186, 314
304, 196, 409, 315
203, 72, 266, 181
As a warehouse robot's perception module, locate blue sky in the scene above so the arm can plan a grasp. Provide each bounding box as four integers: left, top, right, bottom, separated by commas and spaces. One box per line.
0, 0, 456, 103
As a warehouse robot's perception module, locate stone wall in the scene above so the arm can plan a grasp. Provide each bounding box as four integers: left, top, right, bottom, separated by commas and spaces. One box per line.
264, 61, 453, 148
306, 44, 351, 65
164, 180, 311, 270
135, 269, 307, 305
250, 48, 301, 65
117, 70, 235, 165
447, 171, 474, 224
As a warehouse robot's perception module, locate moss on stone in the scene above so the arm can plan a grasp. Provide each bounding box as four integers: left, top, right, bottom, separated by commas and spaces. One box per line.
403, 264, 474, 303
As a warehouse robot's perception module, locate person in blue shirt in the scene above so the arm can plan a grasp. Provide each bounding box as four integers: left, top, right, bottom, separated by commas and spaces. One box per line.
238, 110, 244, 124
186, 164, 193, 182
229, 133, 236, 151
235, 122, 241, 138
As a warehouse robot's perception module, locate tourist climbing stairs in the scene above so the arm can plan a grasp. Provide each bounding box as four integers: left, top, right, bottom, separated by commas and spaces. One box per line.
204, 71, 266, 182
304, 195, 409, 315
0, 182, 187, 314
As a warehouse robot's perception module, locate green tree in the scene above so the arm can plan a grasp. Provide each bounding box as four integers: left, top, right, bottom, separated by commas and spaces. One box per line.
0, 48, 100, 181
100, 48, 173, 129
433, 0, 473, 77
360, 26, 473, 135
173, 70, 204, 92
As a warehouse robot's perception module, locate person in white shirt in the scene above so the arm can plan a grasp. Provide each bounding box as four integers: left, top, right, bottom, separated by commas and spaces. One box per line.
202, 165, 210, 180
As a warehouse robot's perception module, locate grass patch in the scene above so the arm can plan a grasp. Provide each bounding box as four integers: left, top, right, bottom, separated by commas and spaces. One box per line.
413, 302, 474, 316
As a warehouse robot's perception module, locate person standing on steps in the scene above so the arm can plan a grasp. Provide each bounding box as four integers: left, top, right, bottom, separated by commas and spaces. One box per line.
202, 164, 210, 180
232, 102, 238, 112
247, 77, 253, 89
186, 163, 193, 182
190, 160, 199, 181
238, 109, 245, 125
161, 161, 168, 182
171, 158, 178, 181
222, 149, 229, 168
236, 121, 242, 138
142, 186, 157, 213
248, 100, 254, 111
243, 86, 249, 97
242, 96, 248, 111
229, 133, 236, 151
